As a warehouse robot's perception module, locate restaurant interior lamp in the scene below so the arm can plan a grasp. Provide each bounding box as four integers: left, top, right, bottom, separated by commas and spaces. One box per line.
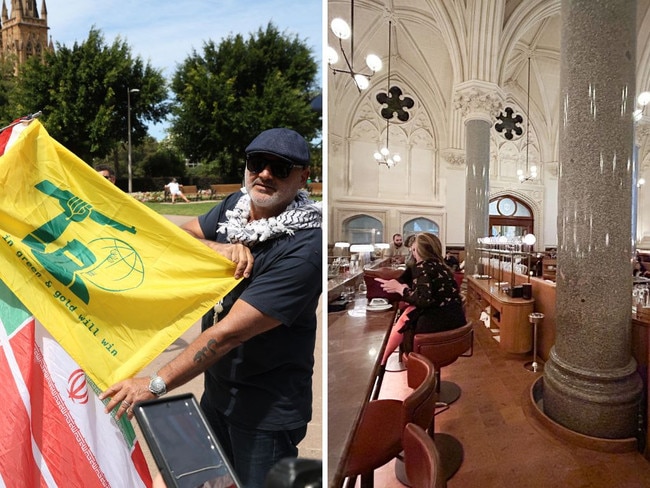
365, 54, 383, 72
517, 58, 539, 182
635, 92, 650, 122
354, 74, 370, 90
638, 91, 650, 107
334, 242, 350, 256
373, 21, 402, 168
330, 18, 351, 39
326, 46, 339, 65
350, 244, 375, 267
350, 244, 375, 253
523, 233, 536, 246
328, 2, 382, 92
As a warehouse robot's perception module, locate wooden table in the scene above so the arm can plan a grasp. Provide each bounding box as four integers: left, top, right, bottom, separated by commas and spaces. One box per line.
327, 305, 397, 488
466, 275, 535, 353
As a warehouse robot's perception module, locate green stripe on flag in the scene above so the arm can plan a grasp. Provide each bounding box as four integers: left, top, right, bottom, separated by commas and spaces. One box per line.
0, 280, 31, 336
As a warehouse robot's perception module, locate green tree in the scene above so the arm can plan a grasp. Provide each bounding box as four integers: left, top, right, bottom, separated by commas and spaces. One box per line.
9, 28, 169, 165
0, 55, 17, 125
142, 145, 186, 178
170, 22, 320, 182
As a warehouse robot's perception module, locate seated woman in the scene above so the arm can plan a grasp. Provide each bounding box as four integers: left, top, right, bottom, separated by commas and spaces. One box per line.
376, 232, 466, 366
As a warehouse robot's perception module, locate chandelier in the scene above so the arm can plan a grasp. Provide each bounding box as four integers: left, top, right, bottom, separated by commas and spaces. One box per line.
517, 57, 538, 182
373, 21, 412, 168
327, 0, 382, 91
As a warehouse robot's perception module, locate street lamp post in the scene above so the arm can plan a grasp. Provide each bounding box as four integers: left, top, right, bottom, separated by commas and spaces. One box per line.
127, 87, 140, 193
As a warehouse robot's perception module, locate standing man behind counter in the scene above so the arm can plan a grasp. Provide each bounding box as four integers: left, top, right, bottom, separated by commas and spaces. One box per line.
100, 128, 322, 488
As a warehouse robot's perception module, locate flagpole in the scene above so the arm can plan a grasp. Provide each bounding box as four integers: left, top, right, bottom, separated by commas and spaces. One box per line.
0, 111, 42, 134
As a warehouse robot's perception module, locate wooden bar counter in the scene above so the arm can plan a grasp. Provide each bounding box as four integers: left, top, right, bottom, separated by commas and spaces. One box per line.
327, 305, 397, 488
466, 275, 535, 354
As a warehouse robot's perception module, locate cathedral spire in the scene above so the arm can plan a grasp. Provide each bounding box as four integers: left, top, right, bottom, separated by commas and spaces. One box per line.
2, 0, 50, 66
12, 0, 23, 21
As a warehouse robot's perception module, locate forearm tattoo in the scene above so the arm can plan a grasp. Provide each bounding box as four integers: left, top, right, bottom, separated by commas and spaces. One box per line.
193, 338, 219, 363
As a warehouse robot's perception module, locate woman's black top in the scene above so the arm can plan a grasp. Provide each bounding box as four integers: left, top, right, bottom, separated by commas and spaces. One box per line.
399, 258, 466, 334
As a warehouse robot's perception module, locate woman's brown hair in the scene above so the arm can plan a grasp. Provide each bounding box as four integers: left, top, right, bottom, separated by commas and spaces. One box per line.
413, 232, 445, 263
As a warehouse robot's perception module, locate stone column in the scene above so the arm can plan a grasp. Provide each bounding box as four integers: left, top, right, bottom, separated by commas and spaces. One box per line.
454, 82, 503, 277
543, 0, 642, 439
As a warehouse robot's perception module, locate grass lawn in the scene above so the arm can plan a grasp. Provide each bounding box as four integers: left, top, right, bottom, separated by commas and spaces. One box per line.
142, 195, 322, 218
142, 200, 218, 216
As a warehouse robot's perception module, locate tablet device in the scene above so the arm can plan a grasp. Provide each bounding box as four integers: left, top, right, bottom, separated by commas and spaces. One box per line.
133, 393, 241, 488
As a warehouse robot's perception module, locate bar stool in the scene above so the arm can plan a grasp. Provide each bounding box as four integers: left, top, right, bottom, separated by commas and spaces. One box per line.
524, 312, 545, 373
342, 353, 438, 488
410, 322, 474, 408
396, 322, 474, 484
403, 423, 447, 488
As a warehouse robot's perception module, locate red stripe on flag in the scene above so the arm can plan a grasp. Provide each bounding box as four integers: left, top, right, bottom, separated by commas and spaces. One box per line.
0, 127, 12, 155
0, 119, 21, 155
9, 321, 111, 487
0, 325, 42, 486
131, 442, 153, 487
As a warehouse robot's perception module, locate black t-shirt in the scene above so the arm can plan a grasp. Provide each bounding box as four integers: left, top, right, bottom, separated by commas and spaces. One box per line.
198, 192, 322, 430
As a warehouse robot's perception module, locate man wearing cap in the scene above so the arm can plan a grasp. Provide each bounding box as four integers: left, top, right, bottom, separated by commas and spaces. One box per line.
100, 128, 322, 487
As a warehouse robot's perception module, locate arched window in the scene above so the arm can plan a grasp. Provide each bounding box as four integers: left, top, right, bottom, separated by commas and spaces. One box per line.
489, 196, 533, 238
343, 215, 384, 245
402, 218, 439, 238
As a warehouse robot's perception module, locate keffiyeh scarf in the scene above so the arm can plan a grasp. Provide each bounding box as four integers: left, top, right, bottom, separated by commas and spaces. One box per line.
217, 188, 322, 246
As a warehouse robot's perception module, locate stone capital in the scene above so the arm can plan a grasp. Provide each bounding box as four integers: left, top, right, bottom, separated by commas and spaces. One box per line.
442, 149, 466, 168
453, 80, 505, 124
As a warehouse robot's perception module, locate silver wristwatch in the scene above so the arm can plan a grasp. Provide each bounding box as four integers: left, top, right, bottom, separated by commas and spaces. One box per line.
148, 374, 167, 397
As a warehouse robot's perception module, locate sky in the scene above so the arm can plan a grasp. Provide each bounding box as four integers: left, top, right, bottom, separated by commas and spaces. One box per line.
44, 0, 323, 139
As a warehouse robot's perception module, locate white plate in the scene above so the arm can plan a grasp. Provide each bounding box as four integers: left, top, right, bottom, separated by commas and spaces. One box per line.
366, 303, 392, 311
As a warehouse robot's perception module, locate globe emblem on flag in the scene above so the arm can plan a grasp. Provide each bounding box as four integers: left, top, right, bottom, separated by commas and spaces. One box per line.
82, 237, 144, 291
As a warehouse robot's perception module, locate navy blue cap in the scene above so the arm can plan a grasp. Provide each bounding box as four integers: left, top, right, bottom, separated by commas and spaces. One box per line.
245, 128, 310, 165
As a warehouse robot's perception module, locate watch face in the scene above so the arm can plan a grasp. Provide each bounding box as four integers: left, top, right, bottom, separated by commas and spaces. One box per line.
497, 197, 516, 216
150, 376, 166, 395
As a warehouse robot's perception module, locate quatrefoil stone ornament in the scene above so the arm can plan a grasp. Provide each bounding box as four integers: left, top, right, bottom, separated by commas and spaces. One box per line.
495, 107, 523, 140
376, 85, 414, 122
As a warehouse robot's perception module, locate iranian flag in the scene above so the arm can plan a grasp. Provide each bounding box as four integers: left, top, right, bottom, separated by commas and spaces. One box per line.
0, 117, 152, 487
0, 281, 151, 487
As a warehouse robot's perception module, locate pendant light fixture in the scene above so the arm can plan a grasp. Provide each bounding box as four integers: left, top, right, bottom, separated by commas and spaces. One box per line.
327, 0, 382, 91
517, 57, 538, 182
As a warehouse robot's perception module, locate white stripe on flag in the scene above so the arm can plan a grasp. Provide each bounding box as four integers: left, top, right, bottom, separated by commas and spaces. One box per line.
34, 320, 149, 487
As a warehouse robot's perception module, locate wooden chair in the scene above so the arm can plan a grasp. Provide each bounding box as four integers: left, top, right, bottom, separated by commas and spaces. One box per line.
403, 423, 447, 488
342, 352, 438, 488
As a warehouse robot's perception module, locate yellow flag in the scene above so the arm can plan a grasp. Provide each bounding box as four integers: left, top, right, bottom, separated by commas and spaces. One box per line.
0, 120, 239, 390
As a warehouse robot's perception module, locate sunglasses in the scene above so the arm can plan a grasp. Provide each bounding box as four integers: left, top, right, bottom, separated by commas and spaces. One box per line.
246, 155, 305, 179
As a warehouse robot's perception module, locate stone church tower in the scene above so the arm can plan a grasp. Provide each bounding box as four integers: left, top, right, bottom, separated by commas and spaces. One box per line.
0, 0, 52, 66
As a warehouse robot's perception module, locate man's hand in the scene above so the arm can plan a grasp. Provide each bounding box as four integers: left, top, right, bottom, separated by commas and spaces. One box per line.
204, 242, 253, 279
181, 218, 254, 279
99, 377, 153, 420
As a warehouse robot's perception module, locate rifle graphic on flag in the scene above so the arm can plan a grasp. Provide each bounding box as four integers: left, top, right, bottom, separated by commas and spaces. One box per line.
0, 117, 240, 486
